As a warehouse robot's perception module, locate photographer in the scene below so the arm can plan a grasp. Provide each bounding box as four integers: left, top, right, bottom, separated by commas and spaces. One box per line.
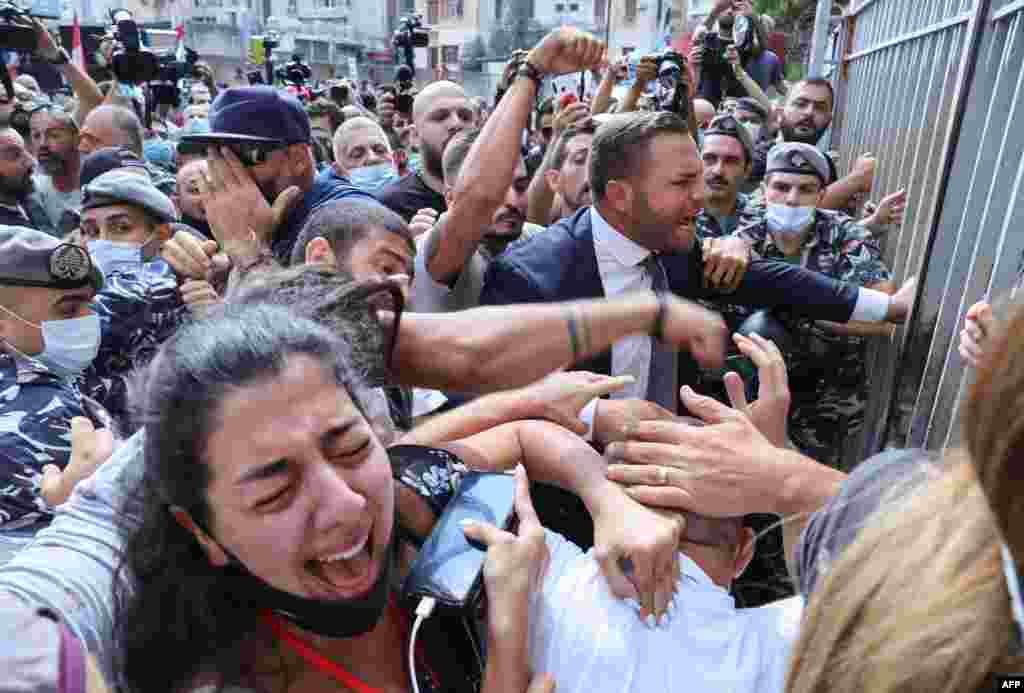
691, 0, 779, 108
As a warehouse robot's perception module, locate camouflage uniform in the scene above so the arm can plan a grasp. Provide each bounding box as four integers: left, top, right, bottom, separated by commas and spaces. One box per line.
0, 355, 113, 534
694, 191, 765, 242
84, 258, 188, 427
693, 192, 769, 398
0, 258, 184, 537
737, 209, 891, 468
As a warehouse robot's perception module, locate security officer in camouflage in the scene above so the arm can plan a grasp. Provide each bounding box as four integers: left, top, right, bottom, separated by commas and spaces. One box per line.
693, 115, 765, 365
737, 142, 894, 468
78, 169, 188, 426
696, 114, 764, 243
0, 228, 110, 549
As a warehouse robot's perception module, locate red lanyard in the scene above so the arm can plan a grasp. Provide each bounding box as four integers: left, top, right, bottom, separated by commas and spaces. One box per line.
261, 609, 383, 693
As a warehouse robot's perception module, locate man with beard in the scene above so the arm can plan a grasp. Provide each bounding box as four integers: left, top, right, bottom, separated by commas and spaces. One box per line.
0, 129, 40, 229
409, 29, 603, 314
178, 86, 378, 263
28, 109, 81, 237
375, 81, 475, 222
480, 111, 915, 412
750, 79, 875, 212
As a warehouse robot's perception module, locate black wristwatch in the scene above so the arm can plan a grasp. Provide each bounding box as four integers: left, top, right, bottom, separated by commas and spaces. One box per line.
516, 61, 545, 93
46, 48, 70, 66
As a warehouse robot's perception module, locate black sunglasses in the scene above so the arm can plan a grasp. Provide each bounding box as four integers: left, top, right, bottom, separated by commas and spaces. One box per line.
228, 141, 289, 167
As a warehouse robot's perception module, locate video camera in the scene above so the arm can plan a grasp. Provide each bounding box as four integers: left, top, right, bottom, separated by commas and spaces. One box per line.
652, 49, 690, 122
701, 13, 753, 73
0, 2, 36, 52
275, 53, 311, 86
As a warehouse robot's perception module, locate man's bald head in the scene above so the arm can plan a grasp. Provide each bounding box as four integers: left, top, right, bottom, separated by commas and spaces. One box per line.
79, 105, 144, 157
410, 81, 474, 180
412, 81, 468, 123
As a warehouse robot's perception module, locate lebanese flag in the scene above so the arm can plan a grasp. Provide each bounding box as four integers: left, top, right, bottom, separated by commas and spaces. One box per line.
175, 21, 186, 62
71, 12, 85, 71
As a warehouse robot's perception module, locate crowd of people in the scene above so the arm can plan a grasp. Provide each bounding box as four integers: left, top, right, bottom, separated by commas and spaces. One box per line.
0, 2, 1018, 692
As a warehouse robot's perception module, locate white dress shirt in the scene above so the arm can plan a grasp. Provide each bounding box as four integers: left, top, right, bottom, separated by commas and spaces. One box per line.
590, 206, 663, 401
530, 530, 802, 693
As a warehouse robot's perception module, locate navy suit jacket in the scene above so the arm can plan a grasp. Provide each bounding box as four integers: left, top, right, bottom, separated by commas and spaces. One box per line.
480, 207, 864, 377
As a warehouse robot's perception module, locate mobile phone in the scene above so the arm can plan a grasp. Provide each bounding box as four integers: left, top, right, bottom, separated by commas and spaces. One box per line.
401, 471, 517, 609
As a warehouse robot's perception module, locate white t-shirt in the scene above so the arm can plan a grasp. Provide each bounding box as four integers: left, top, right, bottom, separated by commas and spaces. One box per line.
531, 531, 802, 693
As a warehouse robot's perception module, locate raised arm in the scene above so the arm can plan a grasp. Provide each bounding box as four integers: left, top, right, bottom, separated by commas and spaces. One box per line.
620, 55, 656, 113
445, 419, 682, 622
428, 29, 604, 285
389, 291, 727, 392
31, 19, 103, 123
590, 60, 624, 115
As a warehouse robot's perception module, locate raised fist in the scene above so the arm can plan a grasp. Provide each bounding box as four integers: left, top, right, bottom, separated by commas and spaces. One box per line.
527, 27, 606, 77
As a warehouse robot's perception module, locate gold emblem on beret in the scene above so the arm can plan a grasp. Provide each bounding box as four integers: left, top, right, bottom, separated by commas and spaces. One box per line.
49, 244, 91, 283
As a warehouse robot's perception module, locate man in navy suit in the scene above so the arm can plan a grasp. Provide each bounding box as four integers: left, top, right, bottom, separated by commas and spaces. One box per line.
481, 111, 913, 410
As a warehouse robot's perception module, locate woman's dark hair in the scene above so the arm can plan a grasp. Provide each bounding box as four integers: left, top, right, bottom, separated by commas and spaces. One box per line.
230, 265, 405, 387
113, 303, 372, 693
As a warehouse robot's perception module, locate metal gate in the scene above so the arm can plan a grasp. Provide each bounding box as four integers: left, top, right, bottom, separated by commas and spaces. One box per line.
830, 0, 1024, 460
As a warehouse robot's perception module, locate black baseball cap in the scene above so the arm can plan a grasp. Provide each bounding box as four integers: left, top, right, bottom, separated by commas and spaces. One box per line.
189, 86, 312, 147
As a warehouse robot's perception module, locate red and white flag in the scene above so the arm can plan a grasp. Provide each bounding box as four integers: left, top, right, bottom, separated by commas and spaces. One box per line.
71, 12, 85, 71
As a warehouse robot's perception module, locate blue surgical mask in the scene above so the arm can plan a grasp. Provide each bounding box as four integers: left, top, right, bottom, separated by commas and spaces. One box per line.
349, 162, 397, 190
766, 204, 815, 239
87, 237, 154, 276
0, 305, 101, 377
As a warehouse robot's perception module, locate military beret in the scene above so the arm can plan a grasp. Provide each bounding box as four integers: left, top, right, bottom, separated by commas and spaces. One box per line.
704, 113, 754, 161
0, 226, 103, 291
766, 142, 830, 185
81, 169, 179, 224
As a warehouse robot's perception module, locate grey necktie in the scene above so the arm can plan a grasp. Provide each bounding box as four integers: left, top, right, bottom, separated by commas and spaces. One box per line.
643, 254, 678, 412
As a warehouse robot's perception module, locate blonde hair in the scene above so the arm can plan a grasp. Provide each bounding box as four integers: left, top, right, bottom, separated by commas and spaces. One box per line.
786, 298, 1024, 693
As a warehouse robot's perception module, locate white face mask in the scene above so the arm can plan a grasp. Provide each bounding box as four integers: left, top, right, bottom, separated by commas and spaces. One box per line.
0, 304, 101, 377
766, 203, 815, 240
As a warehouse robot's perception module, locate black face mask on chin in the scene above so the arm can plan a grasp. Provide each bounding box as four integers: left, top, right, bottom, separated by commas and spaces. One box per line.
215, 529, 396, 639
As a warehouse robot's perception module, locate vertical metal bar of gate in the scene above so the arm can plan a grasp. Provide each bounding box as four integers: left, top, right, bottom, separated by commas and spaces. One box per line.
879, 0, 994, 449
